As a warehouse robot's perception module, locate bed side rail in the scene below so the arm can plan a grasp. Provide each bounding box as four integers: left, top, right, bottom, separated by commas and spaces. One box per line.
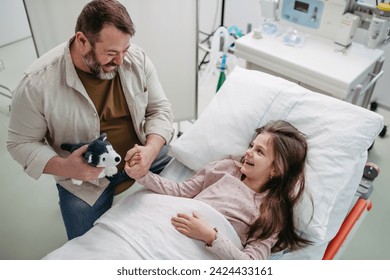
322, 162, 380, 260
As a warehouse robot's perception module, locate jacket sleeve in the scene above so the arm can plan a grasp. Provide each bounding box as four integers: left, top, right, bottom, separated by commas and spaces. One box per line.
7, 77, 58, 180
143, 53, 174, 144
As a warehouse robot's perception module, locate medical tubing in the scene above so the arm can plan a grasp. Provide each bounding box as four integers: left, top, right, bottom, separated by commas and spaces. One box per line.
199, 26, 229, 86
216, 53, 227, 92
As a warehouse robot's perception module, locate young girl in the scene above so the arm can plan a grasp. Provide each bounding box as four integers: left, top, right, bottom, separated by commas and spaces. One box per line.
125, 120, 311, 259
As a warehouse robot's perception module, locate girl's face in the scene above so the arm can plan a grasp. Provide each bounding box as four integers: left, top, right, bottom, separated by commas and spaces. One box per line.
240, 132, 276, 192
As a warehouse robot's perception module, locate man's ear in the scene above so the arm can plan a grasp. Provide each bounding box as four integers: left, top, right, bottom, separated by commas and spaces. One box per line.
75, 31, 89, 47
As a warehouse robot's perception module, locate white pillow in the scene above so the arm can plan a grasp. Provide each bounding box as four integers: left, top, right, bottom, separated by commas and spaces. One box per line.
170, 66, 384, 242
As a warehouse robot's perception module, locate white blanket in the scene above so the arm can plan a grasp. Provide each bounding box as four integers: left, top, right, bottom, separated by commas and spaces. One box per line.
43, 190, 242, 260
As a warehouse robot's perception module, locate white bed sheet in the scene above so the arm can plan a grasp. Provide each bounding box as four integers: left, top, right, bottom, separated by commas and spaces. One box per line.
43, 188, 242, 260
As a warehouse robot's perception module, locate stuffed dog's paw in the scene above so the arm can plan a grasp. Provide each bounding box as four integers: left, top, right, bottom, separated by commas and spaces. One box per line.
104, 166, 118, 177
71, 179, 83, 185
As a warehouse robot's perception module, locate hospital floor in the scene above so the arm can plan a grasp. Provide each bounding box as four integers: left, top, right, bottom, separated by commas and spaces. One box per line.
0, 76, 389, 260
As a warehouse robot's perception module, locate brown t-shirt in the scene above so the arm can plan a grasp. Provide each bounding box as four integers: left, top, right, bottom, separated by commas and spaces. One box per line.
76, 68, 141, 194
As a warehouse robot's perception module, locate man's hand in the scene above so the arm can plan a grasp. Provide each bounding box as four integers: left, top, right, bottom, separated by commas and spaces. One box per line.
44, 145, 103, 181
124, 144, 155, 179
124, 134, 166, 179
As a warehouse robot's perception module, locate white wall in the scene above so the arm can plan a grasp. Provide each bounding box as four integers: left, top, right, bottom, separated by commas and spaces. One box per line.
0, 0, 31, 47
0, 37, 37, 90
0, 0, 37, 93
23, 0, 88, 56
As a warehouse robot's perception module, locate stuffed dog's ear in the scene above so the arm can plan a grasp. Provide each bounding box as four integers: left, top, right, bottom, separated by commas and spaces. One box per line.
85, 151, 93, 164
98, 133, 107, 142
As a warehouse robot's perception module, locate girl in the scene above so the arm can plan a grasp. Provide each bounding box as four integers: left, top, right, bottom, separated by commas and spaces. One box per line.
125, 120, 311, 259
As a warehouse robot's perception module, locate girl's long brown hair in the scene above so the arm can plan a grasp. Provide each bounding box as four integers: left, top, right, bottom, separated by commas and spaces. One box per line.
243, 120, 312, 252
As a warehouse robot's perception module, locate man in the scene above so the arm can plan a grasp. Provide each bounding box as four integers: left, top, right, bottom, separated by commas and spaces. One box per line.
7, 0, 174, 240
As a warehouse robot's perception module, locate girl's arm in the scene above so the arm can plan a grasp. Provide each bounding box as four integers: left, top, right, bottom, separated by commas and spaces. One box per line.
206, 233, 277, 260
127, 162, 209, 198
171, 211, 277, 260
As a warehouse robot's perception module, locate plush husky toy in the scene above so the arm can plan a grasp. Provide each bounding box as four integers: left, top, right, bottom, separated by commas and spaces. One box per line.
60, 133, 121, 185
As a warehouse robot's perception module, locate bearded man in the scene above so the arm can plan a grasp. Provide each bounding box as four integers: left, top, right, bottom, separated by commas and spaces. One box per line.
7, 0, 174, 240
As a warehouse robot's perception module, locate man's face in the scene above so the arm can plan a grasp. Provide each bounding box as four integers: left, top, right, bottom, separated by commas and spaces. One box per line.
82, 25, 131, 80
82, 47, 118, 80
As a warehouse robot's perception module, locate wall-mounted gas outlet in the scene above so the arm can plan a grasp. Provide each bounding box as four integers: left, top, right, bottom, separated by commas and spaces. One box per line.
0, 59, 5, 72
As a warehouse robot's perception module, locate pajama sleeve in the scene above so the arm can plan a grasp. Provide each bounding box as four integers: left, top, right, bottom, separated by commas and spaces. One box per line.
136, 163, 211, 198
205, 231, 277, 260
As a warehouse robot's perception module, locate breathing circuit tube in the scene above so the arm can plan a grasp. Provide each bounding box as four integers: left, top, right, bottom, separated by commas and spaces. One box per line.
216, 53, 227, 92
199, 26, 236, 89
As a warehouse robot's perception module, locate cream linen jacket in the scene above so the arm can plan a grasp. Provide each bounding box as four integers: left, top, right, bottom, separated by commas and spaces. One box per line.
7, 37, 174, 205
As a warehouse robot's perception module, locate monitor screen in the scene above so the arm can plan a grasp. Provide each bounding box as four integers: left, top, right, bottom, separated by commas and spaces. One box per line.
294, 1, 309, 13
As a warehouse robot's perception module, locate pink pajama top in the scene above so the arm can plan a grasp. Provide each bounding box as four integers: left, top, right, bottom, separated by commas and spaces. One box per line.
137, 158, 277, 259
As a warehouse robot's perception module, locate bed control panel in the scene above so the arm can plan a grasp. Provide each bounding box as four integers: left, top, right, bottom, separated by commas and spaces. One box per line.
358, 162, 380, 199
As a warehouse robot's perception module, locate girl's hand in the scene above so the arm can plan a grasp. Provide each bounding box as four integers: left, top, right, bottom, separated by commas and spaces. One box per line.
171, 212, 217, 245
124, 151, 143, 179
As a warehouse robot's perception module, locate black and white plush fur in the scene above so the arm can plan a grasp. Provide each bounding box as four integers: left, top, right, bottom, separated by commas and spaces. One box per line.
60, 133, 121, 185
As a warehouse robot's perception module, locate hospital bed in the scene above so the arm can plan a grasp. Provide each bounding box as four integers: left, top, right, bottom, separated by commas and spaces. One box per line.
43, 67, 383, 260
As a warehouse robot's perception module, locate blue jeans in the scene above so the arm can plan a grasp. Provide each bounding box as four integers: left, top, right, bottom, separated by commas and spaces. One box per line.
57, 145, 171, 240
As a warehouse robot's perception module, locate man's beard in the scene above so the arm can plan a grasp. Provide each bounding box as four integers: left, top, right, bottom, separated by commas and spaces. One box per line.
82, 49, 118, 80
